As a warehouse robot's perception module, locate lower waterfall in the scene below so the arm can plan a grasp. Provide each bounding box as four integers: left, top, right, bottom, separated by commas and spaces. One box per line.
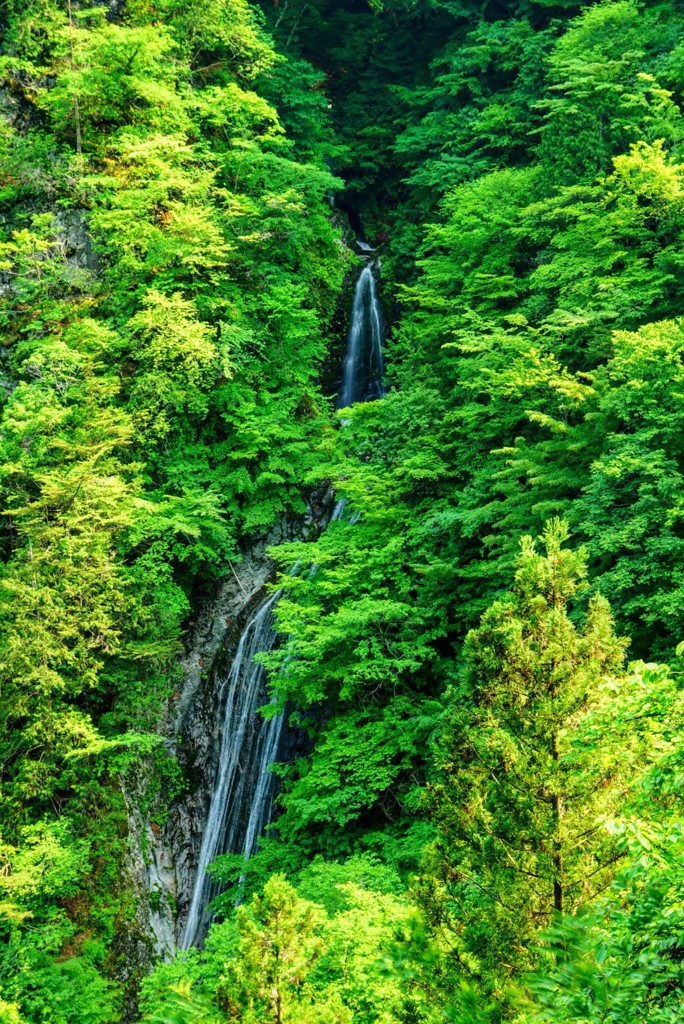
179, 243, 385, 949
179, 591, 283, 949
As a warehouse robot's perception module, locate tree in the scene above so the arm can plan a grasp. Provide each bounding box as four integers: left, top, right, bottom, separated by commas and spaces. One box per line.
141, 871, 427, 1024
218, 875, 329, 1024
524, 661, 684, 1024
0, 999, 28, 1024
0, 821, 119, 1024
421, 520, 631, 991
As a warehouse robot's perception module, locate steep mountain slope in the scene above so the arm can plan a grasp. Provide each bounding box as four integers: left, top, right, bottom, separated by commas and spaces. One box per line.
3, 2, 684, 1023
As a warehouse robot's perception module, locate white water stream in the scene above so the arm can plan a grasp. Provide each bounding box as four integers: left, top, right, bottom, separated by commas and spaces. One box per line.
338, 261, 385, 408
179, 592, 282, 948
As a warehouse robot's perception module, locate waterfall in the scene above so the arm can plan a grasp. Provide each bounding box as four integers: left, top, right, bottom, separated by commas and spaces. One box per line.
179, 232, 386, 950
337, 261, 385, 409
179, 591, 282, 950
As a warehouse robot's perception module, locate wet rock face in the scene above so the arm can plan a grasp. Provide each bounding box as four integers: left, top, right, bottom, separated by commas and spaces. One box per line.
53, 210, 98, 274
161, 540, 281, 952
122, 500, 331, 982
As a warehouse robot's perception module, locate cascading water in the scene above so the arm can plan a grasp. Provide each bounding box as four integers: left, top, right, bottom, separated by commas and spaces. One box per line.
179, 233, 386, 950
179, 592, 283, 949
337, 260, 385, 409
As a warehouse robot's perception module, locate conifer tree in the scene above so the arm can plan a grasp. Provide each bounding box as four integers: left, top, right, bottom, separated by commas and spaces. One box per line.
421, 520, 630, 986
217, 875, 330, 1024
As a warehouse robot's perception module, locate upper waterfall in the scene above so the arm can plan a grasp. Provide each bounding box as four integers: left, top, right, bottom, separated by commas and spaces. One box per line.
337, 260, 385, 409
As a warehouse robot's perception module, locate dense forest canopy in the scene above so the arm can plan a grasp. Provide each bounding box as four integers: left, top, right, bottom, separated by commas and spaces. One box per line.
1, 0, 684, 1021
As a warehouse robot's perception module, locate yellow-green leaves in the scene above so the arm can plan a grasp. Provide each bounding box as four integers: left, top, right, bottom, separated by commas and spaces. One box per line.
141, 874, 424, 1024
422, 522, 631, 997
128, 290, 225, 435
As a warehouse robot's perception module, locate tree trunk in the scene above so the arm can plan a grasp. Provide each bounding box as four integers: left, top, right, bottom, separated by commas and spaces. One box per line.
551, 727, 563, 914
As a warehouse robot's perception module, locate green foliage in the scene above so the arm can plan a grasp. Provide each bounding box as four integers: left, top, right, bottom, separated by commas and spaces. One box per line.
521, 658, 684, 1023
0, 0, 345, 1014
419, 523, 631, 988
0, 821, 119, 1023
523, 827, 684, 1024
538, 1, 684, 184
0, 999, 27, 1024
141, 873, 429, 1024
6, 0, 684, 1020
294, 855, 404, 915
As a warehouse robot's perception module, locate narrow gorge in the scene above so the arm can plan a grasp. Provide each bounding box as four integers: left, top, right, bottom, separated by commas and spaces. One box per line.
132, 236, 388, 957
